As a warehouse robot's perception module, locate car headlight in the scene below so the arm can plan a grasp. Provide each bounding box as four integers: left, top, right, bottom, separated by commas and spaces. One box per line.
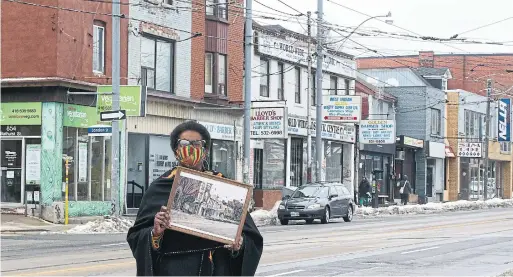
279, 204, 285, 210
307, 204, 321, 209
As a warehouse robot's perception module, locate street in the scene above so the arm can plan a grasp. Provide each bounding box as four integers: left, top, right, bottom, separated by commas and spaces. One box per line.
2, 208, 513, 276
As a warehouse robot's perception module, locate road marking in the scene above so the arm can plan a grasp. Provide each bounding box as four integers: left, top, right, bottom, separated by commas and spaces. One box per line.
266, 269, 304, 276
11, 261, 135, 276
101, 242, 127, 247
401, 246, 440, 255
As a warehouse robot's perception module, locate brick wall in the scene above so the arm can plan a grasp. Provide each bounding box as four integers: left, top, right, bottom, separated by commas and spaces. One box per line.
127, 2, 191, 97
253, 189, 282, 210
1, 0, 128, 84
357, 53, 513, 97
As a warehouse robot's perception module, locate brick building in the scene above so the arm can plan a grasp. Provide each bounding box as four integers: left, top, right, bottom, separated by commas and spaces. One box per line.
1, 0, 129, 219
124, 1, 246, 213
357, 51, 513, 97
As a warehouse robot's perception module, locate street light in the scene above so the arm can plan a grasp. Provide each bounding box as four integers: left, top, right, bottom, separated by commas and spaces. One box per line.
334, 12, 393, 51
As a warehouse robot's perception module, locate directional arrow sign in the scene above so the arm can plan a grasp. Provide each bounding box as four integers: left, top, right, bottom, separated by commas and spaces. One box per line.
100, 110, 126, 121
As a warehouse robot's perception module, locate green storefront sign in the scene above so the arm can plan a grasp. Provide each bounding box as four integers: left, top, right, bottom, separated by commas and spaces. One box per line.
0, 102, 42, 125
96, 85, 145, 117
63, 104, 106, 128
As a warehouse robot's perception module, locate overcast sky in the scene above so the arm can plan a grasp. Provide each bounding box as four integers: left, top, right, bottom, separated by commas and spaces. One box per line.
253, 0, 513, 57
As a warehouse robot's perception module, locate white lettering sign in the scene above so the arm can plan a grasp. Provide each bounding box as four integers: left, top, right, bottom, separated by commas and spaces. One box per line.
458, 142, 482, 157
287, 117, 356, 143
359, 120, 395, 144
250, 107, 287, 139
198, 121, 242, 141
322, 95, 361, 123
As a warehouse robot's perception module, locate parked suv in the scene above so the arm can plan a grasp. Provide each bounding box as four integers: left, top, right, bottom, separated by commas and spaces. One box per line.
277, 183, 355, 225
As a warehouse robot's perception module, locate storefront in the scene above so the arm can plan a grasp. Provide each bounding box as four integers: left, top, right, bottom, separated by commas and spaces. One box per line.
425, 141, 446, 202
394, 135, 424, 199
359, 143, 395, 200
1, 102, 42, 206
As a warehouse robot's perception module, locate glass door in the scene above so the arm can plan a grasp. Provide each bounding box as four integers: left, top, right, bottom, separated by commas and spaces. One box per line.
1, 139, 23, 203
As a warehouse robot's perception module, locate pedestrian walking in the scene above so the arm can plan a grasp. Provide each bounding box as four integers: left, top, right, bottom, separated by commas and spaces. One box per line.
399, 175, 412, 205
127, 121, 263, 276
358, 177, 371, 207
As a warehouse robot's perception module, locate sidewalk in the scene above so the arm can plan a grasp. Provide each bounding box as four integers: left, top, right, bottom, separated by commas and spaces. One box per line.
0, 214, 78, 233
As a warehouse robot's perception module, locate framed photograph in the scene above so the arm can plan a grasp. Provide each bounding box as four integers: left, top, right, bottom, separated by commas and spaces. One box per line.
166, 166, 253, 245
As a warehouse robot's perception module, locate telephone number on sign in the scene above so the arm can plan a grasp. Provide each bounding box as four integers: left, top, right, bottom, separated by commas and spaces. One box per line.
12, 109, 37, 113
258, 130, 283, 136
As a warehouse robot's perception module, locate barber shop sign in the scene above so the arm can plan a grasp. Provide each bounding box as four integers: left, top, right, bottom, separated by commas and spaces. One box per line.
498, 98, 511, 142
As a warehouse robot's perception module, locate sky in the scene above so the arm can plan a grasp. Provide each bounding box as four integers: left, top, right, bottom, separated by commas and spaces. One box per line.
252, 0, 513, 57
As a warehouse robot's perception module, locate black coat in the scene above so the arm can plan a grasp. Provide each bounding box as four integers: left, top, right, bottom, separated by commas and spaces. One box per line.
358, 180, 371, 196
126, 168, 263, 276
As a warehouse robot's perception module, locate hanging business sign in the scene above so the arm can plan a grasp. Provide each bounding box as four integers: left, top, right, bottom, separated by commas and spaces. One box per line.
97, 85, 146, 117
254, 31, 357, 78
250, 107, 287, 139
322, 95, 361, 123
359, 120, 395, 144
198, 121, 242, 141
287, 117, 356, 143
458, 142, 482, 157
63, 104, 106, 128
498, 98, 511, 142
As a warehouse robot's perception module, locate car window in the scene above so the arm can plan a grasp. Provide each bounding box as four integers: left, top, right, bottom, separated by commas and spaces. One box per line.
340, 186, 351, 197
318, 187, 329, 198
291, 186, 329, 198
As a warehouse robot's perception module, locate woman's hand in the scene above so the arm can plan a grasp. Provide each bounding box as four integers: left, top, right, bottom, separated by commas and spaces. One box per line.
224, 235, 244, 252
153, 206, 170, 237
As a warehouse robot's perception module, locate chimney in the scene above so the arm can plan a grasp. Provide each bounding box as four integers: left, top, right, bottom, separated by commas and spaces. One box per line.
419, 51, 434, 68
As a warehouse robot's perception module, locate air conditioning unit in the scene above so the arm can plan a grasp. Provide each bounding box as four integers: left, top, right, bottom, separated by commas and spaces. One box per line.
395, 150, 405, 160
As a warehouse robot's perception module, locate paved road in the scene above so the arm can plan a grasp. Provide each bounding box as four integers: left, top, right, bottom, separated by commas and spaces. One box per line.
2, 208, 513, 276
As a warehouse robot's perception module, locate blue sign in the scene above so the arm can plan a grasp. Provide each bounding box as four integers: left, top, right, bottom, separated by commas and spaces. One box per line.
498, 98, 511, 142
88, 126, 112, 137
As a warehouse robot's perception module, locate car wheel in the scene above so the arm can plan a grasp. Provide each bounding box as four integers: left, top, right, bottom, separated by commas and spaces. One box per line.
343, 205, 353, 222
280, 219, 289, 225
321, 207, 330, 224
305, 219, 314, 224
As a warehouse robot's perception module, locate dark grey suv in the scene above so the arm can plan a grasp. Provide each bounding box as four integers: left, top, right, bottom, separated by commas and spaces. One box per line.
277, 183, 355, 225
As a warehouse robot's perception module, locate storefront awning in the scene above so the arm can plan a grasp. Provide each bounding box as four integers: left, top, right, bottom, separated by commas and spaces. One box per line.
445, 146, 456, 158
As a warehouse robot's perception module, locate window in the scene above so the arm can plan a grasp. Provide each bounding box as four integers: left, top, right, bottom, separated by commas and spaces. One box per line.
330, 76, 338, 95
259, 59, 269, 97
205, 0, 228, 20
345, 79, 351, 95
277, 62, 284, 100
93, 24, 105, 73
205, 53, 213, 93
311, 71, 316, 106
324, 141, 342, 183
464, 110, 484, 139
500, 142, 511, 154
430, 108, 441, 135
295, 67, 301, 103
442, 79, 448, 90
218, 54, 227, 95
210, 140, 236, 180
141, 36, 174, 93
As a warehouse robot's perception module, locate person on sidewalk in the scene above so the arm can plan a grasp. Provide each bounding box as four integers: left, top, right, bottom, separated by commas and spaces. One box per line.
399, 175, 412, 205
358, 177, 371, 207
127, 121, 263, 276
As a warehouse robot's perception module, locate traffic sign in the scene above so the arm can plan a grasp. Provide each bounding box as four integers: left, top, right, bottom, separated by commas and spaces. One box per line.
88, 125, 113, 137
100, 110, 126, 121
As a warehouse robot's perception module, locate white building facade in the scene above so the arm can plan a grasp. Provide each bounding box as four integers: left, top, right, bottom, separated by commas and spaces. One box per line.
249, 23, 357, 199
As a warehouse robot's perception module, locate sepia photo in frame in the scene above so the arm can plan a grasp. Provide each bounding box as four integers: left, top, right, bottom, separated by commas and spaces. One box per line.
166, 166, 252, 246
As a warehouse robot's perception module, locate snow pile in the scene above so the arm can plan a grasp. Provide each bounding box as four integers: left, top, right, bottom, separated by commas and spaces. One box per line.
355, 198, 513, 217
65, 216, 134, 234
250, 201, 281, 227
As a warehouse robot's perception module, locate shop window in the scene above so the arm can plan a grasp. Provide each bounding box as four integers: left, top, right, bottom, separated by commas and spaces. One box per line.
290, 138, 303, 187
210, 140, 236, 180
1, 139, 23, 203
324, 141, 342, 183
262, 139, 286, 189
302, 139, 316, 185
141, 36, 175, 93
253, 149, 263, 189
62, 127, 112, 202
294, 67, 301, 103
93, 23, 105, 74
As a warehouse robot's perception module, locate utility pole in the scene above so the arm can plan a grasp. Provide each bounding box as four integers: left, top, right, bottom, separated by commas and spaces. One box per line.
243, 0, 253, 185
315, 0, 324, 182
306, 11, 313, 183
111, 0, 121, 215
483, 79, 492, 200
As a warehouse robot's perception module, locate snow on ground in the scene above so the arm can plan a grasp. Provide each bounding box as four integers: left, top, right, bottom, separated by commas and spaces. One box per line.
64, 216, 134, 234
250, 198, 513, 227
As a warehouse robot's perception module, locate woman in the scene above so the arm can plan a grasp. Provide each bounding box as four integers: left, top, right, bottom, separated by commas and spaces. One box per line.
127, 121, 263, 276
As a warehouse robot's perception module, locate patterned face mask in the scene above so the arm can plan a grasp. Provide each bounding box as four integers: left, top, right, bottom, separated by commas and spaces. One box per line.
175, 144, 206, 168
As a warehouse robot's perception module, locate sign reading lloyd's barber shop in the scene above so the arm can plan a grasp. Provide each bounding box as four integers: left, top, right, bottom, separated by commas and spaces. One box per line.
250, 107, 287, 139
498, 98, 511, 142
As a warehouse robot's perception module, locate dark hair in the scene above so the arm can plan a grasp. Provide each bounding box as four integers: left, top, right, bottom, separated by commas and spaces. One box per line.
170, 120, 211, 151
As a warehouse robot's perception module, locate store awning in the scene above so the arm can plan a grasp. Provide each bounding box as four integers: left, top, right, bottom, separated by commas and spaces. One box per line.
445, 146, 456, 158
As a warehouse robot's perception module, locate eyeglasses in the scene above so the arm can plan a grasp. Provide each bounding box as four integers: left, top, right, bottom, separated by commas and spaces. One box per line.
177, 139, 206, 148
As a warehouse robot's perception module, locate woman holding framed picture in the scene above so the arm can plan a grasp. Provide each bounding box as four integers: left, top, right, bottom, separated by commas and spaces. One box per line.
127, 121, 263, 276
